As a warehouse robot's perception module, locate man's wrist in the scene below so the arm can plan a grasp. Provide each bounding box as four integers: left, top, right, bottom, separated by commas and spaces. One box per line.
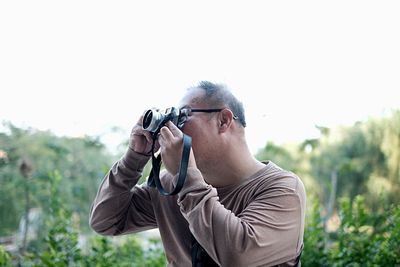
122, 147, 151, 172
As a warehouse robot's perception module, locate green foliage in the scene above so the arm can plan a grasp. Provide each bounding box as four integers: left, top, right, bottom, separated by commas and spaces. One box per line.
256, 110, 400, 215
85, 236, 140, 267
372, 205, 400, 265
256, 141, 298, 173
302, 196, 329, 266
20, 171, 166, 267
2, 110, 400, 265
22, 171, 82, 267
310, 123, 378, 205
0, 245, 13, 267
0, 122, 114, 235
85, 236, 165, 267
302, 196, 400, 266
333, 196, 371, 265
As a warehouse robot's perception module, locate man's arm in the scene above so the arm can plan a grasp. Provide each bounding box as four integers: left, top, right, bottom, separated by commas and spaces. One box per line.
178, 168, 306, 267
90, 115, 160, 235
89, 149, 157, 235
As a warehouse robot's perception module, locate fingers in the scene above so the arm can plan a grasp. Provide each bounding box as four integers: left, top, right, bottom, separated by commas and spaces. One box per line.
159, 125, 173, 140
136, 115, 144, 126
160, 122, 186, 149
165, 121, 183, 137
142, 130, 153, 144
129, 114, 158, 155
158, 124, 183, 175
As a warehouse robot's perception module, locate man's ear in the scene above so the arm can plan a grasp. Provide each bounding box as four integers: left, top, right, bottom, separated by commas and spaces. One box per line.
218, 109, 234, 133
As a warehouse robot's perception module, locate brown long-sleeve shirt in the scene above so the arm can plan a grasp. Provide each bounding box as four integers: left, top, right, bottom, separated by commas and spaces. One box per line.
89, 149, 306, 267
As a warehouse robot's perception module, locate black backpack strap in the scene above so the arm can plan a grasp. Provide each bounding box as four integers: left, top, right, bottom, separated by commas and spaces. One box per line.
294, 246, 303, 267
192, 236, 303, 267
191, 235, 219, 267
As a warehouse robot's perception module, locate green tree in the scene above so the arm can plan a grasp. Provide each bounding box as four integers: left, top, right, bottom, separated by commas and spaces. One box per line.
22, 171, 82, 267
256, 141, 299, 172
0, 122, 113, 236
380, 110, 400, 203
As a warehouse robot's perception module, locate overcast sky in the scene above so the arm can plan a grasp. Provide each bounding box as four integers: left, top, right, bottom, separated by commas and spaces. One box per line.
1, 1, 399, 154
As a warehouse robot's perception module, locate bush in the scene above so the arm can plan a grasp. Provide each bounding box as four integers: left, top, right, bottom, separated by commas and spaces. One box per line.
0, 246, 13, 267
302, 195, 400, 266
20, 171, 166, 267
84, 236, 165, 267
302, 197, 329, 266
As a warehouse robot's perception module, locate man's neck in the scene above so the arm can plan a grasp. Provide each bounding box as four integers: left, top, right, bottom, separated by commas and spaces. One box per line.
202, 145, 265, 188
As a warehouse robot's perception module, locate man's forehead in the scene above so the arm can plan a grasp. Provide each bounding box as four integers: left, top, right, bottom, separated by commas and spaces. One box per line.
178, 88, 205, 108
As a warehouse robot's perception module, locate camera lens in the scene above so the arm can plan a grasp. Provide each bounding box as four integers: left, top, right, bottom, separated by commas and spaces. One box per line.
143, 109, 163, 132
143, 110, 153, 129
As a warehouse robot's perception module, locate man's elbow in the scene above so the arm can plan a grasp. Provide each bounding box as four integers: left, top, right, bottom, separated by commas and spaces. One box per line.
89, 214, 117, 236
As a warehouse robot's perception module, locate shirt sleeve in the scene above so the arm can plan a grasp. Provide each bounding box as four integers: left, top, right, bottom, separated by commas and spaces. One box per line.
177, 167, 306, 267
89, 148, 158, 235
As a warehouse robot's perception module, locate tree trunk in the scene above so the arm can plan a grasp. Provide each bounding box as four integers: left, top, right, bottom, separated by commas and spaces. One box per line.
21, 183, 30, 254
324, 169, 337, 230
19, 159, 32, 254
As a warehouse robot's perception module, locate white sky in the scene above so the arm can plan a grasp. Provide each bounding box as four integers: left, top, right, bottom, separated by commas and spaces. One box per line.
1, 1, 399, 155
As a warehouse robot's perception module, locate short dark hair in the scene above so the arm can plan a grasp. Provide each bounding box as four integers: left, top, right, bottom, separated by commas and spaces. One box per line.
190, 81, 246, 127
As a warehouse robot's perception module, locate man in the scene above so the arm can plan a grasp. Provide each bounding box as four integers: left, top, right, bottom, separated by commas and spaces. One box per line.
89, 81, 306, 266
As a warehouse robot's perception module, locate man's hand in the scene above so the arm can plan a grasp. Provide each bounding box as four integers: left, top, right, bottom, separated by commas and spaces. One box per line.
159, 121, 197, 175
129, 115, 160, 155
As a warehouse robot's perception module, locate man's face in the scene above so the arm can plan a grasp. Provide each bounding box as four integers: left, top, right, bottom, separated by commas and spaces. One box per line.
177, 88, 220, 170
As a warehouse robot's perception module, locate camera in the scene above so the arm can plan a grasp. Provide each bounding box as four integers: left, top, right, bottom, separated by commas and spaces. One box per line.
142, 107, 188, 133
143, 107, 193, 196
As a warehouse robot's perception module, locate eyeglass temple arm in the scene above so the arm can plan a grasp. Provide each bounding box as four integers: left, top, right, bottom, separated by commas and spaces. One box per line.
190, 108, 238, 120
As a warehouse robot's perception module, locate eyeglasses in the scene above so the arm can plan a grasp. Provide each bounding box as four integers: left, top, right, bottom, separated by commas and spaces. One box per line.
180, 107, 238, 120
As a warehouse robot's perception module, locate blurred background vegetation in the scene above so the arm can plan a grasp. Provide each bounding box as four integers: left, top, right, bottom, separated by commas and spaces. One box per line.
0, 110, 399, 266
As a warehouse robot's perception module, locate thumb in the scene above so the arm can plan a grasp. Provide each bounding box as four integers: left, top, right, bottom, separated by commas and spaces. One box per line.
166, 121, 183, 137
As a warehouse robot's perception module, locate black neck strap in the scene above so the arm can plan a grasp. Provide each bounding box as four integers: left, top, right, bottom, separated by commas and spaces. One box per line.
147, 134, 192, 196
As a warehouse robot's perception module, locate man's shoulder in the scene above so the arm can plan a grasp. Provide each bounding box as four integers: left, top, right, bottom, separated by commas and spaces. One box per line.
257, 161, 304, 193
